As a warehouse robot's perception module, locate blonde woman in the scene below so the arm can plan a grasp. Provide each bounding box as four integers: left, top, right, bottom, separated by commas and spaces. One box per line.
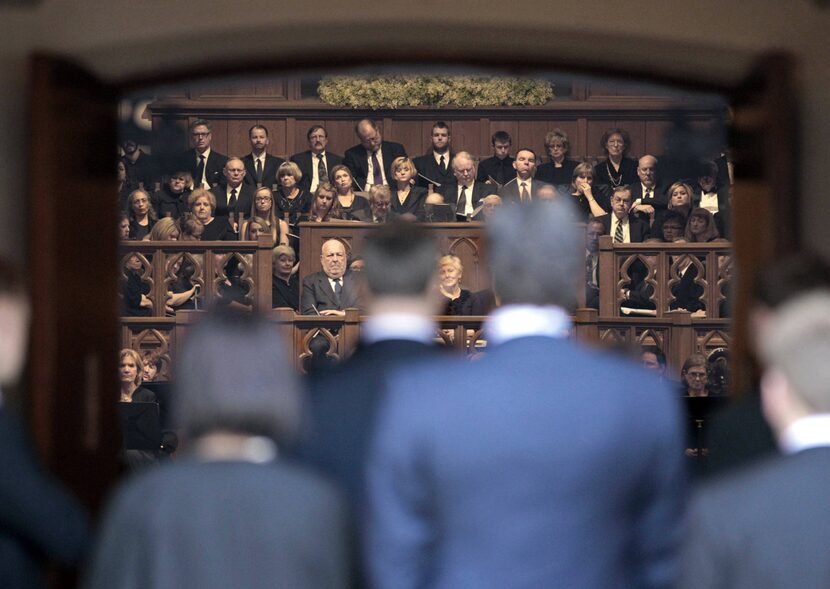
437, 254, 471, 315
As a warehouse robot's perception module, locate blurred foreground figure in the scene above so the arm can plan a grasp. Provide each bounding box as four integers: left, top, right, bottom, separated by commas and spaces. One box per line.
366, 200, 687, 589
0, 258, 90, 588
680, 291, 830, 589
86, 311, 348, 589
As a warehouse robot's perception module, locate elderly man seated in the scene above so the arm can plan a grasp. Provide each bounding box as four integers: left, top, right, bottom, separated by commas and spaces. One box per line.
301, 239, 363, 315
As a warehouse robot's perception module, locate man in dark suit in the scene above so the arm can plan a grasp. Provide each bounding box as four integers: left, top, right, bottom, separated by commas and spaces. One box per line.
0, 258, 90, 588
681, 291, 830, 589
476, 130, 515, 187
241, 124, 284, 189
210, 157, 254, 219
342, 119, 406, 191
497, 147, 547, 203
596, 185, 651, 242
290, 125, 343, 194
121, 139, 158, 190
630, 155, 668, 225
367, 201, 686, 589
438, 151, 496, 220
301, 239, 363, 315
694, 159, 730, 237
298, 222, 442, 587
413, 121, 454, 191
179, 119, 227, 189
585, 218, 605, 309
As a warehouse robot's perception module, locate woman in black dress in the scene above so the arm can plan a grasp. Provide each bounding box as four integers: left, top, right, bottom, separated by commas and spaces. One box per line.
122, 253, 152, 316
330, 164, 371, 221
271, 244, 299, 311
570, 162, 611, 219
390, 157, 428, 221
685, 207, 720, 243
305, 182, 344, 222
592, 128, 638, 189
275, 161, 312, 225
536, 129, 578, 187
438, 254, 471, 315
127, 189, 156, 240
189, 188, 231, 241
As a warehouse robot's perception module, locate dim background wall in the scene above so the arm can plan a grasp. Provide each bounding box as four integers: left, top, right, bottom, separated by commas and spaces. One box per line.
0, 0, 828, 261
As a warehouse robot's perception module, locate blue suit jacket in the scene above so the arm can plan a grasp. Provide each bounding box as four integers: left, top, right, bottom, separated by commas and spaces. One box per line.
366, 335, 686, 589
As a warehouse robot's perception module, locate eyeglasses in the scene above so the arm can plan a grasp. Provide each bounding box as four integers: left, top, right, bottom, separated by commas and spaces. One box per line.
255, 197, 271, 202
686, 372, 707, 379
191, 132, 210, 138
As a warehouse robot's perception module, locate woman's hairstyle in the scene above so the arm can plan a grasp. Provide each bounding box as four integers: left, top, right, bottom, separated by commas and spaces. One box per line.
685, 207, 720, 242
681, 353, 707, 377
544, 129, 570, 152
250, 186, 280, 242
141, 349, 162, 371
439, 254, 463, 275
277, 161, 303, 183
390, 156, 417, 179
149, 217, 180, 241
369, 184, 391, 203
329, 164, 354, 191
667, 182, 695, 210
119, 348, 144, 386
188, 187, 216, 213
272, 244, 296, 261
246, 216, 270, 240
127, 189, 158, 221
179, 213, 204, 240
570, 162, 594, 193
174, 310, 302, 445
310, 182, 342, 221
600, 127, 631, 157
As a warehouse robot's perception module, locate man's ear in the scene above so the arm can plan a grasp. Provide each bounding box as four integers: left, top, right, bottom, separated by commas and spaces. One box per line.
760, 368, 798, 435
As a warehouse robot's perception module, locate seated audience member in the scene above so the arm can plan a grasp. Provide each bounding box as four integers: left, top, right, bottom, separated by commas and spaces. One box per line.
242, 124, 285, 189
476, 130, 515, 187
439, 151, 496, 221
166, 254, 199, 313
348, 256, 364, 273
479, 194, 503, 221
242, 186, 288, 246
275, 161, 312, 225
118, 212, 130, 241
301, 239, 363, 316
641, 346, 668, 379
177, 118, 227, 189
593, 127, 638, 188
87, 312, 348, 589
680, 292, 830, 589
290, 125, 343, 193
390, 157, 428, 221
121, 254, 152, 316
119, 348, 162, 469
303, 182, 343, 223
569, 162, 610, 218
141, 350, 161, 382
695, 160, 730, 238
272, 245, 299, 311
685, 207, 720, 242
343, 118, 407, 190
630, 155, 667, 225
653, 181, 694, 237
584, 219, 604, 309
330, 164, 371, 221
210, 157, 254, 221
497, 147, 545, 203
215, 255, 251, 309
413, 121, 455, 190
121, 138, 158, 191
536, 129, 578, 187
596, 185, 650, 243
152, 172, 191, 220
189, 188, 231, 241
681, 354, 710, 397
536, 184, 558, 201
244, 216, 270, 240
127, 189, 156, 241
117, 160, 137, 212
179, 214, 204, 241
437, 254, 471, 315
368, 185, 395, 223
0, 258, 90, 587
658, 210, 687, 242
148, 217, 180, 241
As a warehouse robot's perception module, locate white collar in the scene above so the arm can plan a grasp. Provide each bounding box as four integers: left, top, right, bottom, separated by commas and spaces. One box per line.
779, 414, 830, 455
251, 152, 266, 161
312, 151, 326, 158
434, 151, 449, 163
484, 304, 571, 345
197, 147, 211, 160
362, 312, 437, 345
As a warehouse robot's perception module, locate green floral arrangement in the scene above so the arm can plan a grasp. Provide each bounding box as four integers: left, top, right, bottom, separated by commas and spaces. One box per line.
318, 76, 554, 109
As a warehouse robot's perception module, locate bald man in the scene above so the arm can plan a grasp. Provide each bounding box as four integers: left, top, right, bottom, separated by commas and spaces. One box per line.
630, 155, 668, 224
210, 157, 255, 218
301, 239, 364, 315
342, 119, 407, 191
438, 151, 496, 220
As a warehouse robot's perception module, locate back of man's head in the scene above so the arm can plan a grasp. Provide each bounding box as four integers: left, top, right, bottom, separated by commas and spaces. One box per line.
363, 221, 438, 297
487, 200, 581, 308
760, 290, 830, 414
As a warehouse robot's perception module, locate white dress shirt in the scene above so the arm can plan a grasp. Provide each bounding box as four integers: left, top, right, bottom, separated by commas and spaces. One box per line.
366, 149, 387, 187
610, 215, 631, 243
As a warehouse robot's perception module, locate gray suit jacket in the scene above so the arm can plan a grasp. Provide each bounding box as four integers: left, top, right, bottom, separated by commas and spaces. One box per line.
367, 334, 686, 589
300, 271, 362, 315
680, 446, 830, 589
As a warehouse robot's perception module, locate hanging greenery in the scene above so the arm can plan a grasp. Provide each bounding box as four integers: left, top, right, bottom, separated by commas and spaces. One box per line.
317, 75, 554, 109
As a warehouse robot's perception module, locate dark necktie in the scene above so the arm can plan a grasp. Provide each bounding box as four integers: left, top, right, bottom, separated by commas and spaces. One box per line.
614, 219, 624, 243
317, 154, 327, 185
457, 185, 468, 218
439, 155, 446, 174
255, 158, 263, 185
332, 278, 342, 306
520, 182, 529, 202
645, 188, 652, 201
229, 188, 237, 209
371, 151, 383, 186
196, 155, 206, 187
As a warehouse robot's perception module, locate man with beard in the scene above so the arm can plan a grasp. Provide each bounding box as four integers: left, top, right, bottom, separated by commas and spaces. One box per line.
242, 125, 284, 189
290, 125, 343, 194
121, 139, 158, 190
413, 121, 454, 191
